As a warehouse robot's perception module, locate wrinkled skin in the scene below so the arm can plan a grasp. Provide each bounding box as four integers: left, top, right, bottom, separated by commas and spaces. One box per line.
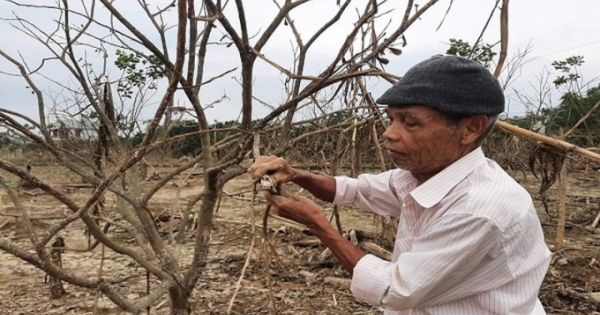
383, 105, 488, 183
247, 155, 296, 185
265, 193, 323, 228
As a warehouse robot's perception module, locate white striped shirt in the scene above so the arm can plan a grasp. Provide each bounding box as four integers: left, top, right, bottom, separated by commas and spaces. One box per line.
333, 147, 552, 315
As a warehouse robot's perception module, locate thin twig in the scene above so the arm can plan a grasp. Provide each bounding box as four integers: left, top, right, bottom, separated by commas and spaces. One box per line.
563, 101, 600, 138
226, 183, 258, 314
93, 244, 106, 315
468, 0, 500, 59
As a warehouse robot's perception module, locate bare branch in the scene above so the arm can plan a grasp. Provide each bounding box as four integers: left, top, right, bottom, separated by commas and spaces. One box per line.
255, 0, 311, 52
0, 159, 168, 279
564, 101, 600, 139
0, 49, 47, 129
0, 176, 40, 246
493, 0, 509, 78
469, 0, 500, 59
234, 0, 249, 48
139, 0, 187, 147
203, 0, 244, 52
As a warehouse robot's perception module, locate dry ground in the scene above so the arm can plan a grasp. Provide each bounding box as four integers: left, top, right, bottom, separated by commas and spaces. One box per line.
0, 164, 599, 314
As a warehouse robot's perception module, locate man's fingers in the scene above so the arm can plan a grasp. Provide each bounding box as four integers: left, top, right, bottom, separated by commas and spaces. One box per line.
264, 192, 287, 206
249, 165, 268, 179
271, 172, 287, 185
287, 194, 311, 203
248, 164, 278, 179
247, 159, 287, 180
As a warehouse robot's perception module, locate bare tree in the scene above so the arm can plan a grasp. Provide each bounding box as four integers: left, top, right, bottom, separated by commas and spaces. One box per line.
0, 0, 445, 313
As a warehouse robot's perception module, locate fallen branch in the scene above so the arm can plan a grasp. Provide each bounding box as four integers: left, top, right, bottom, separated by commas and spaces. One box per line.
324, 276, 352, 289
359, 241, 392, 261
293, 238, 321, 247
561, 289, 600, 305
0, 212, 69, 220
495, 121, 600, 162
0, 217, 12, 230
62, 183, 95, 189
590, 210, 600, 229
541, 222, 591, 232
297, 270, 351, 290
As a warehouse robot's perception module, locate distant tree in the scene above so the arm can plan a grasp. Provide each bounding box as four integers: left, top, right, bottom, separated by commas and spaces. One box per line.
114, 49, 167, 99
167, 119, 238, 157
446, 38, 497, 68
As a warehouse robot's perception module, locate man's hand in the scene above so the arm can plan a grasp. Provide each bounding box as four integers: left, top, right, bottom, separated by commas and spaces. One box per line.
265, 193, 325, 228
266, 191, 367, 274
248, 155, 296, 185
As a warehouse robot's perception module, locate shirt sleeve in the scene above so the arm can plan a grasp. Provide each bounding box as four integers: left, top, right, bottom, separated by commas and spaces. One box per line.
350, 212, 501, 311
333, 170, 402, 217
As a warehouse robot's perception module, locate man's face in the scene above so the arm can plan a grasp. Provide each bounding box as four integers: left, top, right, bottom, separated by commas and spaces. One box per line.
383, 105, 466, 180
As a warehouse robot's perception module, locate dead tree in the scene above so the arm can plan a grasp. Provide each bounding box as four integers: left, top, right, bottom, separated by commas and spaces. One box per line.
87, 82, 116, 249
0, 1, 449, 314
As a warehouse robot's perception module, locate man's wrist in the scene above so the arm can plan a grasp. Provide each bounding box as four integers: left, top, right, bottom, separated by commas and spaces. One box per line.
290, 168, 306, 183
307, 215, 337, 236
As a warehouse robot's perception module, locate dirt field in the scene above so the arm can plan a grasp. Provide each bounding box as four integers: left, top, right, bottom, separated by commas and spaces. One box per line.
0, 164, 599, 314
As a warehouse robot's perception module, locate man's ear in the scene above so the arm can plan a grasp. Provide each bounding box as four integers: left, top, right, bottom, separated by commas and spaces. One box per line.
459, 115, 488, 145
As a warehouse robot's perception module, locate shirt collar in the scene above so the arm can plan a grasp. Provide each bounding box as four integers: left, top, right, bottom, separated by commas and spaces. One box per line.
409, 147, 487, 209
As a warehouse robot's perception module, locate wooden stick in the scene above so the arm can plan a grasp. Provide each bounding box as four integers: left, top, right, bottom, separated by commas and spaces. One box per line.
495, 121, 600, 162
483, 0, 600, 168
359, 241, 392, 261
328, 131, 346, 234
371, 123, 386, 172
590, 209, 600, 229
0, 212, 67, 220
268, 213, 306, 230
0, 217, 11, 230
226, 188, 258, 314
62, 183, 95, 188
493, 0, 509, 78
350, 114, 359, 178
554, 140, 568, 251
93, 244, 106, 315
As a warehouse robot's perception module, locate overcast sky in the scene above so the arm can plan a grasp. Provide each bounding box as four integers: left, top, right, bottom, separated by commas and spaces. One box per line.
0, 0, 599, 128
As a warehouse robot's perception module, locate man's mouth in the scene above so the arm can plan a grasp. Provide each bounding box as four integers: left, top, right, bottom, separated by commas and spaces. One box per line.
386, 148, 406, 156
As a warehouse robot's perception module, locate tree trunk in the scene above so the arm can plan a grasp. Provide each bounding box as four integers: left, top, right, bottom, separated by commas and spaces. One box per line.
170, 301, 191, 314
49, 277, 66, 299
49, 237, 66, 299
169, 286, 191, 315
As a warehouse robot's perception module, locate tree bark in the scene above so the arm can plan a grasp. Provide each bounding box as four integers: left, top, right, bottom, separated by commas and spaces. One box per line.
49, 237, 66, 299
169, 286, 191, 315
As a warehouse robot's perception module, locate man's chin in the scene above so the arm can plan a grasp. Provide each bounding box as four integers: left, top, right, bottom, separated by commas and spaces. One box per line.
391, 160, 412, 171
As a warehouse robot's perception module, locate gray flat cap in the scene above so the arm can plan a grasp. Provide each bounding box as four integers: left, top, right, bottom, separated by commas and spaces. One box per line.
376, 55, 505, 116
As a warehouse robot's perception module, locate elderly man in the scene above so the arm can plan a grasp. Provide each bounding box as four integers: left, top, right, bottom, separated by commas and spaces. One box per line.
248, 55, 551, 314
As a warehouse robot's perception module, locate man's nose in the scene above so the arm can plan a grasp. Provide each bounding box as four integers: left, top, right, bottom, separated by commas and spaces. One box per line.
382, 125, 401, 142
